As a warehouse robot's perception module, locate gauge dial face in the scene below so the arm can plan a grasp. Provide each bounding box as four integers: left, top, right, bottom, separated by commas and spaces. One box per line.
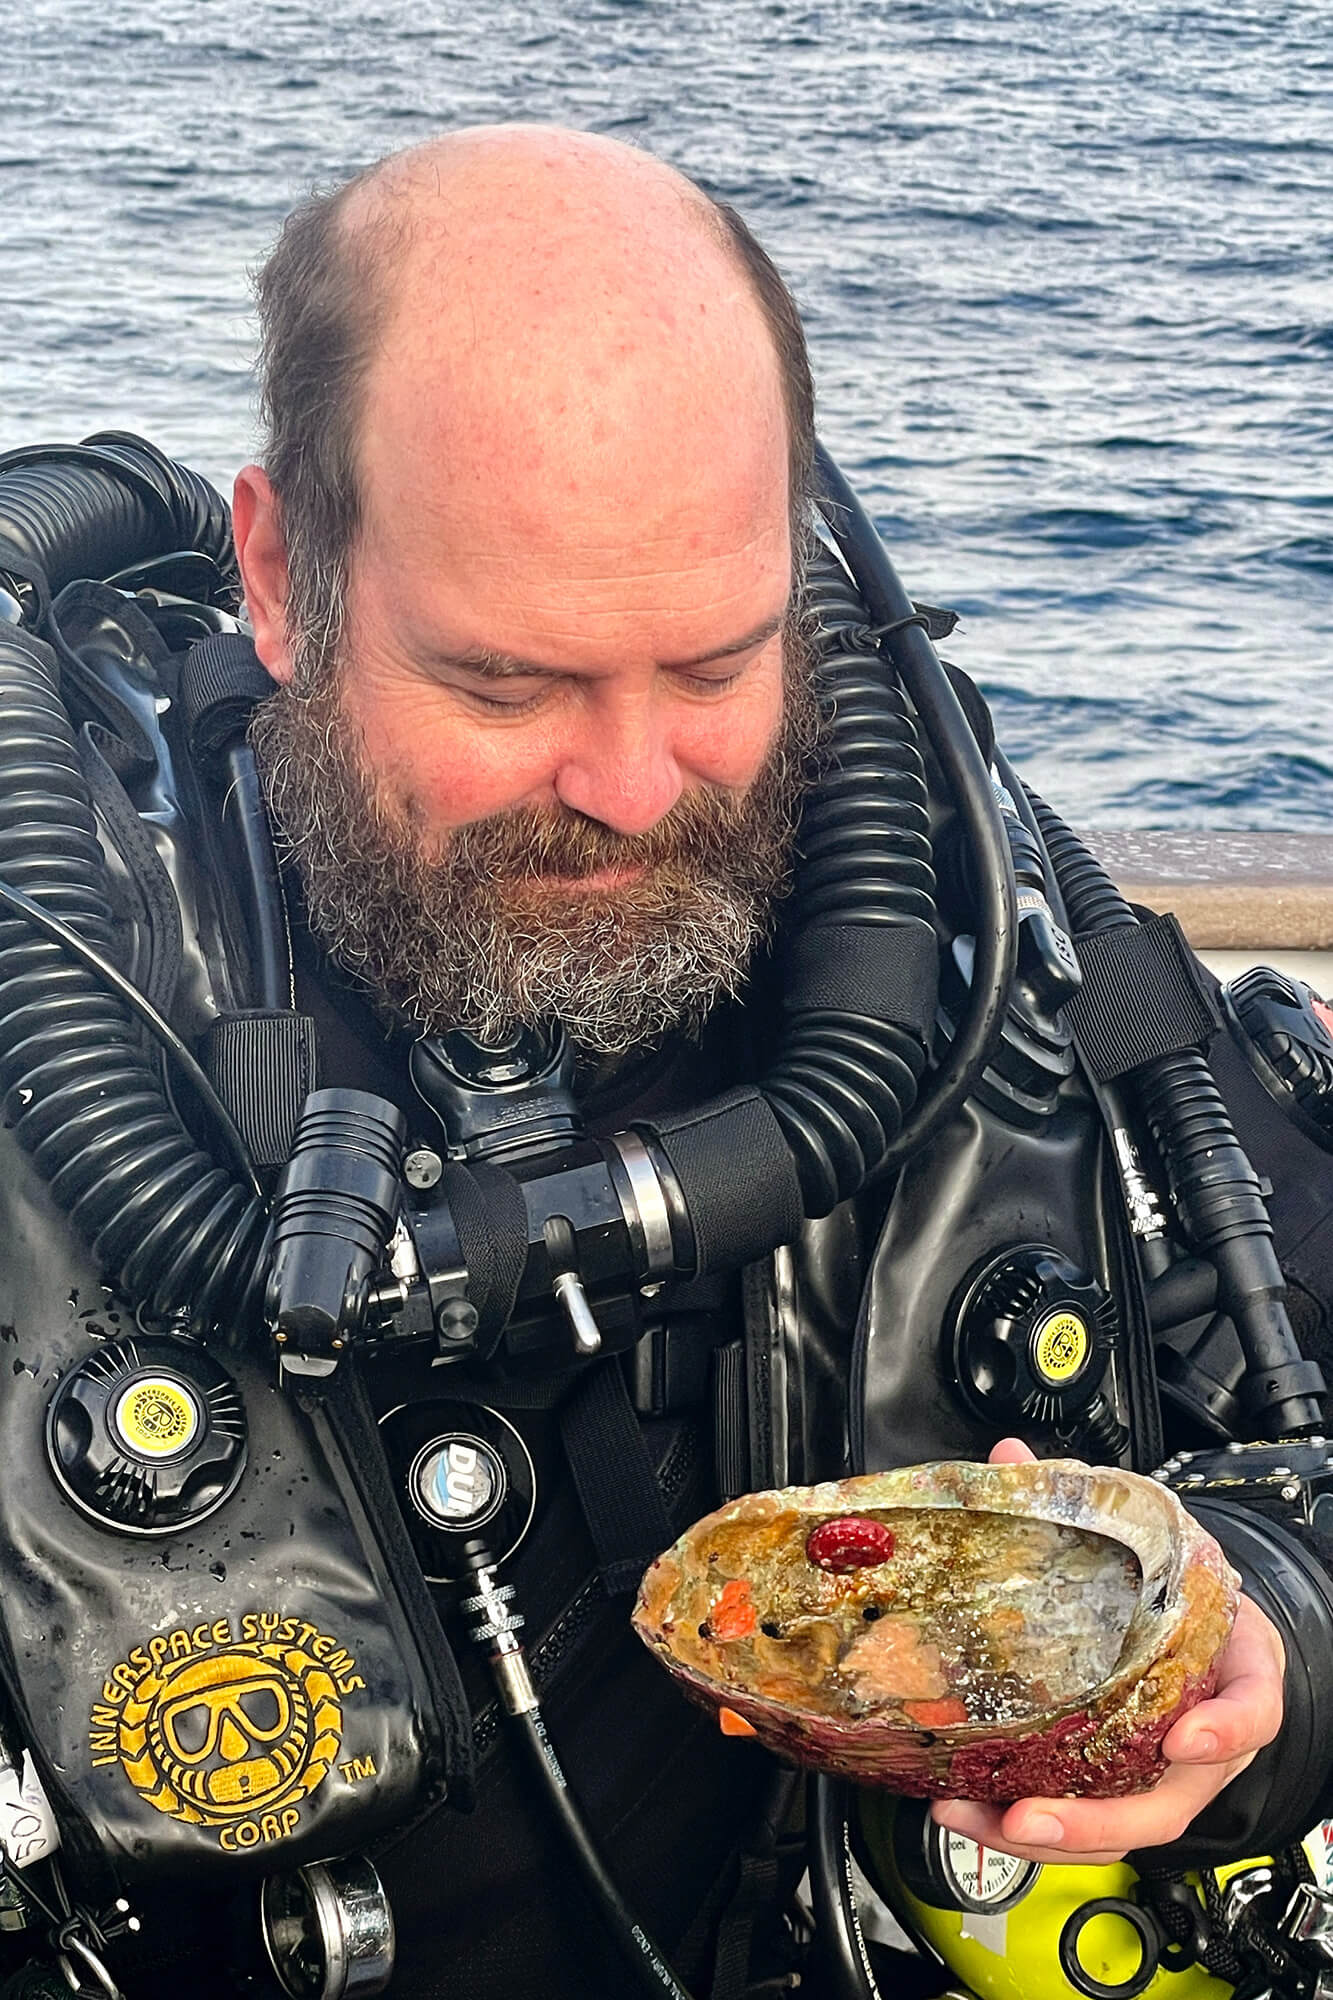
935, 1828, 1040, 1913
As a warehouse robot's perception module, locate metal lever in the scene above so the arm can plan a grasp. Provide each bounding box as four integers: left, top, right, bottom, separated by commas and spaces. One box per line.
553, 1269, 603, 1356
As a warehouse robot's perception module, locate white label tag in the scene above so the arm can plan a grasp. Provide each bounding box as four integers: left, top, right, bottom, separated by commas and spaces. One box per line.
0, 1752, 60, 1868
959, 1910, 1009, 1956
1304, 1820, 1333, 1894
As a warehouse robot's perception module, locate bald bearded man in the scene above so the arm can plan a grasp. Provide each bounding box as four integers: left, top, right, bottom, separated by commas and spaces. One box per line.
225, 124, 1312, 1997
4, 123, 1330, 2000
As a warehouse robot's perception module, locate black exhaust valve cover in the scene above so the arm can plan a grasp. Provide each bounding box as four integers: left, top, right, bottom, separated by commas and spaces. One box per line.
47, 1336, 247, 1535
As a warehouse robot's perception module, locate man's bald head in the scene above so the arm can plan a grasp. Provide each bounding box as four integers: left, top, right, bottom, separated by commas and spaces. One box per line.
253, 125, 814, 659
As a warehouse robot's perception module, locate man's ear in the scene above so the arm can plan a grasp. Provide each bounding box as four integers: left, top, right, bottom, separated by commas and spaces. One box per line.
232, 465, 296, 684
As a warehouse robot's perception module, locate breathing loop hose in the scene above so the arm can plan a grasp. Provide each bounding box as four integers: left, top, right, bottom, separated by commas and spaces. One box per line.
1026, 790, 1325, 1437
0, 431, 237, 614
0, 435, 265, 1333
755, 541, 934, 1213
812, 446, 1018, 1174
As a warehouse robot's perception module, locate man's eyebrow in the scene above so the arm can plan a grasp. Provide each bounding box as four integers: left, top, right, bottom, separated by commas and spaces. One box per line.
428, 610, 787, 681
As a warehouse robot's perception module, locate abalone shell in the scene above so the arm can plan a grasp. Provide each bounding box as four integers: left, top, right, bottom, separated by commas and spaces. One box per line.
633, 1459, 1240, 1802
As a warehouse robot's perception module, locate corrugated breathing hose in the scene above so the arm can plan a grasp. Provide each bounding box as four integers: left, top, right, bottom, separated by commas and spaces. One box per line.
0, 430, 235, 612
760, 541, 935, 1214
0, 436, 264, 1330
1027, 790, 1325, 1438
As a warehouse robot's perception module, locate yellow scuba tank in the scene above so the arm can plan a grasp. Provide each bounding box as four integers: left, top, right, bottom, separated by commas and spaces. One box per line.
858, 1794, 1333, 2000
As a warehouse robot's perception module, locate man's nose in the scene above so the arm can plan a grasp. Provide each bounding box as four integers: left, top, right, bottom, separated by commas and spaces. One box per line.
552, 698, 686, 836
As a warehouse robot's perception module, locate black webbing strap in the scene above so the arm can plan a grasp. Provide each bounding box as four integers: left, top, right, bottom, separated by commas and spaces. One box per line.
178, 630, 276, 761
300, 1361, 475, 1808
559, 1358, 674, 1595
782, 921, 939, 1039
643, 1088, 805, 1276
202, 1010, 319, 1169
712, 1339, 749, 1503
673, 1764, 801, 2000
1066, 913, 1221, 1081
709, 1849, 781, 2000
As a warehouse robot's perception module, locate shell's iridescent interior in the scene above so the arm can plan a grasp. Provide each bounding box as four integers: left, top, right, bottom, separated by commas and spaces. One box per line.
679, 1506, 1144, 1727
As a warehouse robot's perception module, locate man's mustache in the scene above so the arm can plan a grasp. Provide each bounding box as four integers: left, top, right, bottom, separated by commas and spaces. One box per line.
429, 786, 761, 883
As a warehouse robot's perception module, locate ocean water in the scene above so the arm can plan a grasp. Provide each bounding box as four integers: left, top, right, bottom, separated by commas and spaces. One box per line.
3, 0, 1330, 827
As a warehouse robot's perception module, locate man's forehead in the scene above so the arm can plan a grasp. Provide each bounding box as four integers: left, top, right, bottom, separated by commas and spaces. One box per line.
345, 136, 784, 495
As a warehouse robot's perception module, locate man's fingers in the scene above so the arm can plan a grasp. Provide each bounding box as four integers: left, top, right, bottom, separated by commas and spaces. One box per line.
1163, 1596, 1285, 1764
934, 1752, 1253, 1866
987, 1437, 1038, 1466
1006, 1755, 1253, 1858
932, 1798, 1128, 1871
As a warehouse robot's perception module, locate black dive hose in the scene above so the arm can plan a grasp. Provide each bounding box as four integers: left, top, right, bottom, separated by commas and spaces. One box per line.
759, 541, 935, 1214
812, 446, 1018, 1170
809, 1776, 882, 2000
0, 437, 264, 1329
642, 461, 1017, 1251
0, 431, 236, 614
1026, 792, 1325, 1439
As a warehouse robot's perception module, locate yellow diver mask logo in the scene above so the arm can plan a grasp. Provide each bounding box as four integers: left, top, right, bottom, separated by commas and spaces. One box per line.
1034, 1310, 1089, 1384
113, 1377, 199, 1457
90, 1614, 367, 1849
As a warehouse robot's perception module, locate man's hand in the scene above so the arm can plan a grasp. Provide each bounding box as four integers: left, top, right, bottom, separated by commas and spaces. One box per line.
931, 1437, 1286, 1868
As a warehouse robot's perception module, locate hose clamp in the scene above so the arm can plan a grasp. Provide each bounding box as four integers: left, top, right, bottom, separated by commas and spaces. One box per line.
609, 1131, 675, 1277
261, 1856, 395, 2000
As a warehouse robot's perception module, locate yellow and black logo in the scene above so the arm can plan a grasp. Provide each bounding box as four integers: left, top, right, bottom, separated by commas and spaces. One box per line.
1034, 1310, 1089, 1384
90, 1613, 367, 1851
113, 1377, 199, 1458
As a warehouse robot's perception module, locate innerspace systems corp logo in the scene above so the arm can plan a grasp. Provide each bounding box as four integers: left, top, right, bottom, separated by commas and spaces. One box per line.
89, 1612, 371, 1851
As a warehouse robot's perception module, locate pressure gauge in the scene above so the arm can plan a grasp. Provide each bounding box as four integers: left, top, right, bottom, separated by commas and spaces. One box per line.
892, 1798, 1041, 1915
935, 1826, 1040, 1914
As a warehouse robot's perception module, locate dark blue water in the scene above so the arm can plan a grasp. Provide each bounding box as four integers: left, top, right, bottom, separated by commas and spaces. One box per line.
4, 0, 1331, 826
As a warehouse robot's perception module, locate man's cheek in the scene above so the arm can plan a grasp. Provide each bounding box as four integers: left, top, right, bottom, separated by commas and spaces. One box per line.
378, 723, 560, 832
686, 695, 783, 792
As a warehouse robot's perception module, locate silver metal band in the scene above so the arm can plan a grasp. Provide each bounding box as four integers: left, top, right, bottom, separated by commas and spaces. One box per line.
609, 1130, 675, 1276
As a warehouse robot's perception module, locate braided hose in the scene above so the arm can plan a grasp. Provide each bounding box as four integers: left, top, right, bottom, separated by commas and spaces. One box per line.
760, 546, 934, 1213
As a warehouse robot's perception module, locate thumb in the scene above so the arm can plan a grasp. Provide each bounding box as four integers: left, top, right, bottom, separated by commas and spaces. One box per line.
989, 1437, 1038, 1466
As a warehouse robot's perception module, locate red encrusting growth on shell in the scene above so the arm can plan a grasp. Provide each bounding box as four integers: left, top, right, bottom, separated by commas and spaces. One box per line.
709, 1577, 757, 1641
806, 1516, 897, 1572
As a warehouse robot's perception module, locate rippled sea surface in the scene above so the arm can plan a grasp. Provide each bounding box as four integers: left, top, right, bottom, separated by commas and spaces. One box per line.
4, 0, 1330, 825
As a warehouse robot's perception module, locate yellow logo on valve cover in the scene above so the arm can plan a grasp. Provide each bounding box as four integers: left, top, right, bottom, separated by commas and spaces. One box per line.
1034, 1310, 1089, 1383
114, 1377, 199, 1457
89, 1614, 369, 1851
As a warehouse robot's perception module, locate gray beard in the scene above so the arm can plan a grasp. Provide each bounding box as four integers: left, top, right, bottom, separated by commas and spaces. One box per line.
250, 623, 819, 1056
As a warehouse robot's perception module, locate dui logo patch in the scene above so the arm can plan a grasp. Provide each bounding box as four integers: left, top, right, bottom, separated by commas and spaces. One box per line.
89, 1613, 370, 1851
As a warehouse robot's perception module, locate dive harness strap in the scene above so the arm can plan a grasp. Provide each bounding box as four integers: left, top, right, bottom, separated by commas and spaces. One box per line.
202, 1010, 319, 1168
1066, 912, 1222, 1081
179, 630, 322, 1170
299, 1359, 477, 1808
560, 1359, 674, 1595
